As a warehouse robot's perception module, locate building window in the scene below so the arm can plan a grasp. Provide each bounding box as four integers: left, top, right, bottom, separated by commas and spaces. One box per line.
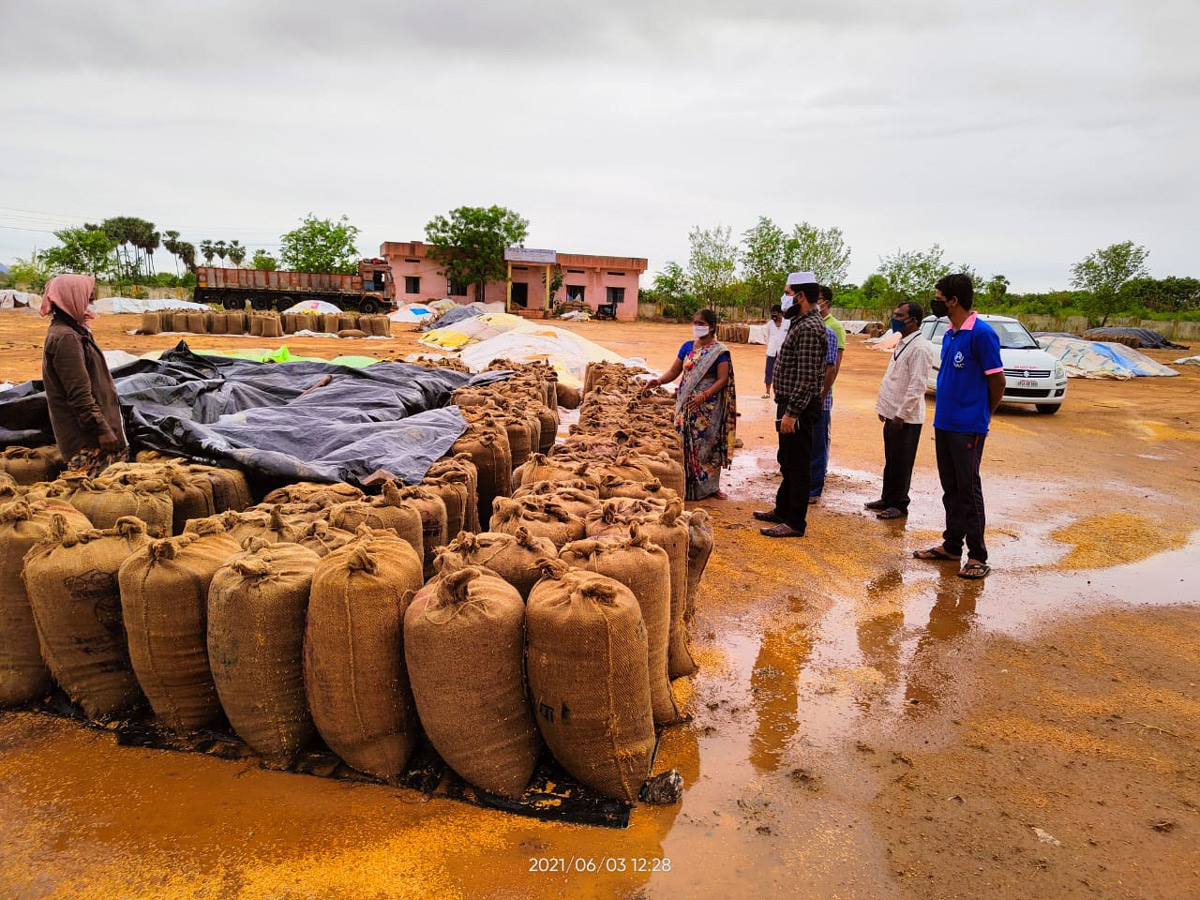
607, 272, 626, 277
607, 286, 625, 305
448, 280, 468, 297
404, 276, 420, 294
566, 285, 585, 302
567, 269, 585, 274
405, 258, 420, 264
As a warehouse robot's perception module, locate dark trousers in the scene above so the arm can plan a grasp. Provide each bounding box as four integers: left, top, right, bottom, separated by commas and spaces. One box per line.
880, 421, 922, 513
935, 429, 988, 563
775, 399, 820, 532
809, 404, 832, 496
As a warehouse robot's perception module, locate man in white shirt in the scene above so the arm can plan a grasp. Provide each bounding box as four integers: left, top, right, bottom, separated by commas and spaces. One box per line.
866, 301, 935, 519
762, 301, 789, 398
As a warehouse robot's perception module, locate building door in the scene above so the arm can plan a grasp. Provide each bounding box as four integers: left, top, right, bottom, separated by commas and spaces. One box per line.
511, 281, 529, 308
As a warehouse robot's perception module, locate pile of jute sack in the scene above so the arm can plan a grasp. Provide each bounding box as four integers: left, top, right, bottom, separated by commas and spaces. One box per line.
0, 360, 711, 806
137, 309, 393, 339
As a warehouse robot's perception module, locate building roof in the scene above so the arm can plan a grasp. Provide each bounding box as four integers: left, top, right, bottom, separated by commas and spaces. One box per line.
380, 241, 646, 272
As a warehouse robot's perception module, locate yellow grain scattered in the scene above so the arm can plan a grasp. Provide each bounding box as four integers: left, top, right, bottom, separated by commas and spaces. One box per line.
970, 715, 1171, 771
1049, 512, 1188, 569
1138, 421, 1200, 443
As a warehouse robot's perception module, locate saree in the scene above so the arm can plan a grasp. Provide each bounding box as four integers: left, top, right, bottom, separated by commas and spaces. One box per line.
675, 341, 737, 500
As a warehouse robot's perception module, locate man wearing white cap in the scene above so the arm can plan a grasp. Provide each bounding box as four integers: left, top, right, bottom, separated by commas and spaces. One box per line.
754, 271, 829, 537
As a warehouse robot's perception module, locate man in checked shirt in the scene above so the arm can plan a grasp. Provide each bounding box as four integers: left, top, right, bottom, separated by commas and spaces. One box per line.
754, 271, 829, 538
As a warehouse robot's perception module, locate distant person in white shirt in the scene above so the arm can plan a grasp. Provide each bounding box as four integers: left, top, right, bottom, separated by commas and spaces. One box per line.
762, 301, 788, 398
865, 301, 935, 519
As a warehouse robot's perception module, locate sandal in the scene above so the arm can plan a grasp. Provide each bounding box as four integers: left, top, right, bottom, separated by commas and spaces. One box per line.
713, 490, 729, 500
876, 507, 906, 520
752, 510, 782, 523
761, 523, 805, 538
864, 499, 888, 511
913, 546, 958, 561
958, 561, 991, 580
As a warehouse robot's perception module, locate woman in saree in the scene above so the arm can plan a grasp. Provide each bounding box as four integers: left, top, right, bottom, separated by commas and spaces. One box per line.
644, 308, 737, 500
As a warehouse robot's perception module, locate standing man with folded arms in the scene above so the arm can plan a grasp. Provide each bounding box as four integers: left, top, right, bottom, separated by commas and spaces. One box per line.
755, 272, 828, 538
866, 300, 932, 520
913, 274, 1005, 579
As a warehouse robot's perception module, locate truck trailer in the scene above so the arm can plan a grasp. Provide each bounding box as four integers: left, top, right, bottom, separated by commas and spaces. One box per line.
193, 259, 396, 313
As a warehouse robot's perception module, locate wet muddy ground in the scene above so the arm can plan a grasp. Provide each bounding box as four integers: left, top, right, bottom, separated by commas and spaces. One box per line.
1, 314, 1198, 899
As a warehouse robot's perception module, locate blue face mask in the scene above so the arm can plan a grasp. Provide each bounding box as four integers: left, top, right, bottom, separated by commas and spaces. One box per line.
890, 317, 907, 333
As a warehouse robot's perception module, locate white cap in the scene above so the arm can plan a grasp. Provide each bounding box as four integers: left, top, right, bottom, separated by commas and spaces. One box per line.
786, 271, 817, 286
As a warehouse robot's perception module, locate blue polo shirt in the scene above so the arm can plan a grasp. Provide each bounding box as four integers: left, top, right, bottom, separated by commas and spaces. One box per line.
934, 312, 1004, 434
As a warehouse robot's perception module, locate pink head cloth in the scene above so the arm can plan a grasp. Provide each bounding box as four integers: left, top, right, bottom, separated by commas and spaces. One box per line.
40, 274, 97, 326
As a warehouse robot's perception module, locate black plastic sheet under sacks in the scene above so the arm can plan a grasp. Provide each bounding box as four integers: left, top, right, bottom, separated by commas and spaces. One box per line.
0, 341, 510, 486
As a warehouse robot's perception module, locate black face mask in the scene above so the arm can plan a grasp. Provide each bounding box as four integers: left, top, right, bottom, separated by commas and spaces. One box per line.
930, 299, 949, 318
783, 304, 801, 319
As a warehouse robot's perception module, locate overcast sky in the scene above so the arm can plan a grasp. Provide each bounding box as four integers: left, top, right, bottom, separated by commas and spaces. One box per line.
2, 0, 1196, 291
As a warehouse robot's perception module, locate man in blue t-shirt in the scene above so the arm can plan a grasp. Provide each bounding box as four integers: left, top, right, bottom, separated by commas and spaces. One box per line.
913, 274, 1005, 580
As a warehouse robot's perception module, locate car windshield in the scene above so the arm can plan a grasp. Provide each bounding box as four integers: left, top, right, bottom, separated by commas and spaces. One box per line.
989, 321, 1040, 349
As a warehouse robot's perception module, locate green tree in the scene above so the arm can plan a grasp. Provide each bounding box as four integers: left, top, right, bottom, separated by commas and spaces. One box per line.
251, 249, 277, 271
424, 205, 529, 303
860, 274, 890, 309
687, 225, 738, 311
644, 261, 698, 319
279, 214, 362, 274
740, 216, 788, 316
213, 240, 229, 266
199, 239, 216, 266
177, 242, 196, 272
40, 226, 116, 278
7, 254, 50, 292
99, 216, 156, 280
163, 230, 182, 276
1070, 241, 1150, 325
785, 222, 852, 286
1118, 276, 1200, 313
876, 244, 952, 305
986, 274, 1010, 307
227, 239, 246, 268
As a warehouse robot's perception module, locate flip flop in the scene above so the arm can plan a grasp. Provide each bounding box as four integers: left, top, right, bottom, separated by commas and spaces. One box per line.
913, 546, 958, 561
958, 562, 991, 580
876, 507, 906, 520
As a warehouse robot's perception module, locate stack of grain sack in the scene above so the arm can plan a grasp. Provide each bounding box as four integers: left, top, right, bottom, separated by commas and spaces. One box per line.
0, 359, 713, 806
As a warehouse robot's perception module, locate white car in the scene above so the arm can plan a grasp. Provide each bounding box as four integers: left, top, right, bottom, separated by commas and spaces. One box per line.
921, 314, 1068, 414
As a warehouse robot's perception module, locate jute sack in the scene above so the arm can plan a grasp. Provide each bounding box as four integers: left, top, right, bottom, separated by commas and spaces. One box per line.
426, 455, 480, 532
249, 313, 265, 337
0, 501, 91, 706
64, 474, 174, 538
337, 313, 357, 332
512, 454, 602, 493
325, 482, 424, 564
1, 446, 65, 485
526, 561, 655, 802
118, 531, 241, 730
511, 482, 599, 521
140, 311, 162, 335
284, 519, 356, 558
23, 515, 150, 719
224, 506, 303, 545
532, 404, 557, 454
585, 498, 697, 679
682, 509, 714, 623
490, 497, 585, 550
185, 311, 207, 334
337, 329, 366, 339
209, 311, 228, 335
555, 383, 582, 410
420, 474, 471, 542
208, 539, 321, 767
450, 422, 511, 526
405, 567, 539, 798
397, 485, 448, 580
261, 316, 283, 339
559, 526, 680, 725
103, 463, 216, 534
262, 481, 365, 508
592, 457, 657, 499
182, 465, 252, 513
597, 476, 680, 506
435, 528, 557, 600
0, 473, 22, 505
305, 528, 424, 778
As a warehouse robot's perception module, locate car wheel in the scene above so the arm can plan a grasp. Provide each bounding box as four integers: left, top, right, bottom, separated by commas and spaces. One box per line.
1036, 404, 1061, 415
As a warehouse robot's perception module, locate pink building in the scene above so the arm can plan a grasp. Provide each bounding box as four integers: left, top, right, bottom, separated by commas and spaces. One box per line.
379, 241, 648, 321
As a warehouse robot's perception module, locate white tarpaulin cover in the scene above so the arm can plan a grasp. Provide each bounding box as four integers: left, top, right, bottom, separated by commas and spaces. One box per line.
0, 290, 39, 309
283, 299, 343, 314
867, 330, 903, 351
747, 323, 768, 345
389, 302, 437, 323
1174, 355, 1200, 367
1037, 336, 1178, 378
92, 296, 208, 315
459, 322, 636, 387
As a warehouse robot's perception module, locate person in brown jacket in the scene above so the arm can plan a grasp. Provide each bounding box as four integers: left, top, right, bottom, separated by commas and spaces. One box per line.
40, 274, 127, 476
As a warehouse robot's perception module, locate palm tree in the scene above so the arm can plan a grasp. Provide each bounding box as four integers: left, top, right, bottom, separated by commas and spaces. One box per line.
163, 230, 181, 276
214, 240, 229, 267
178, 242, 197, 272
227, 239, 246, 268
200, 240, 215, 266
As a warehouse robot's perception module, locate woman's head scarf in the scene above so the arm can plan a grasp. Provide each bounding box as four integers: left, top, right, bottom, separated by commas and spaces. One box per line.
40, 274, 97, 326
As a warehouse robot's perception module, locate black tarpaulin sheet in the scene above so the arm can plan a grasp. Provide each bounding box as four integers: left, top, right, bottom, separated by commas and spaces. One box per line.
1082, 327, 1188, 350
0, 341, 508, 486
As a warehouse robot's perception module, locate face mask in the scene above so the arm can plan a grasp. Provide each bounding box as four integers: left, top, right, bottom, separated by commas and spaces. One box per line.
781, 295, 794, 312
930, 299, 949, 318
890, 317, 908, 333
692, 324, 710, 339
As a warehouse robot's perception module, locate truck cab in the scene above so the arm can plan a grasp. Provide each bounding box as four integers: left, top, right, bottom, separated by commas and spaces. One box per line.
357, 258, 395, 314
